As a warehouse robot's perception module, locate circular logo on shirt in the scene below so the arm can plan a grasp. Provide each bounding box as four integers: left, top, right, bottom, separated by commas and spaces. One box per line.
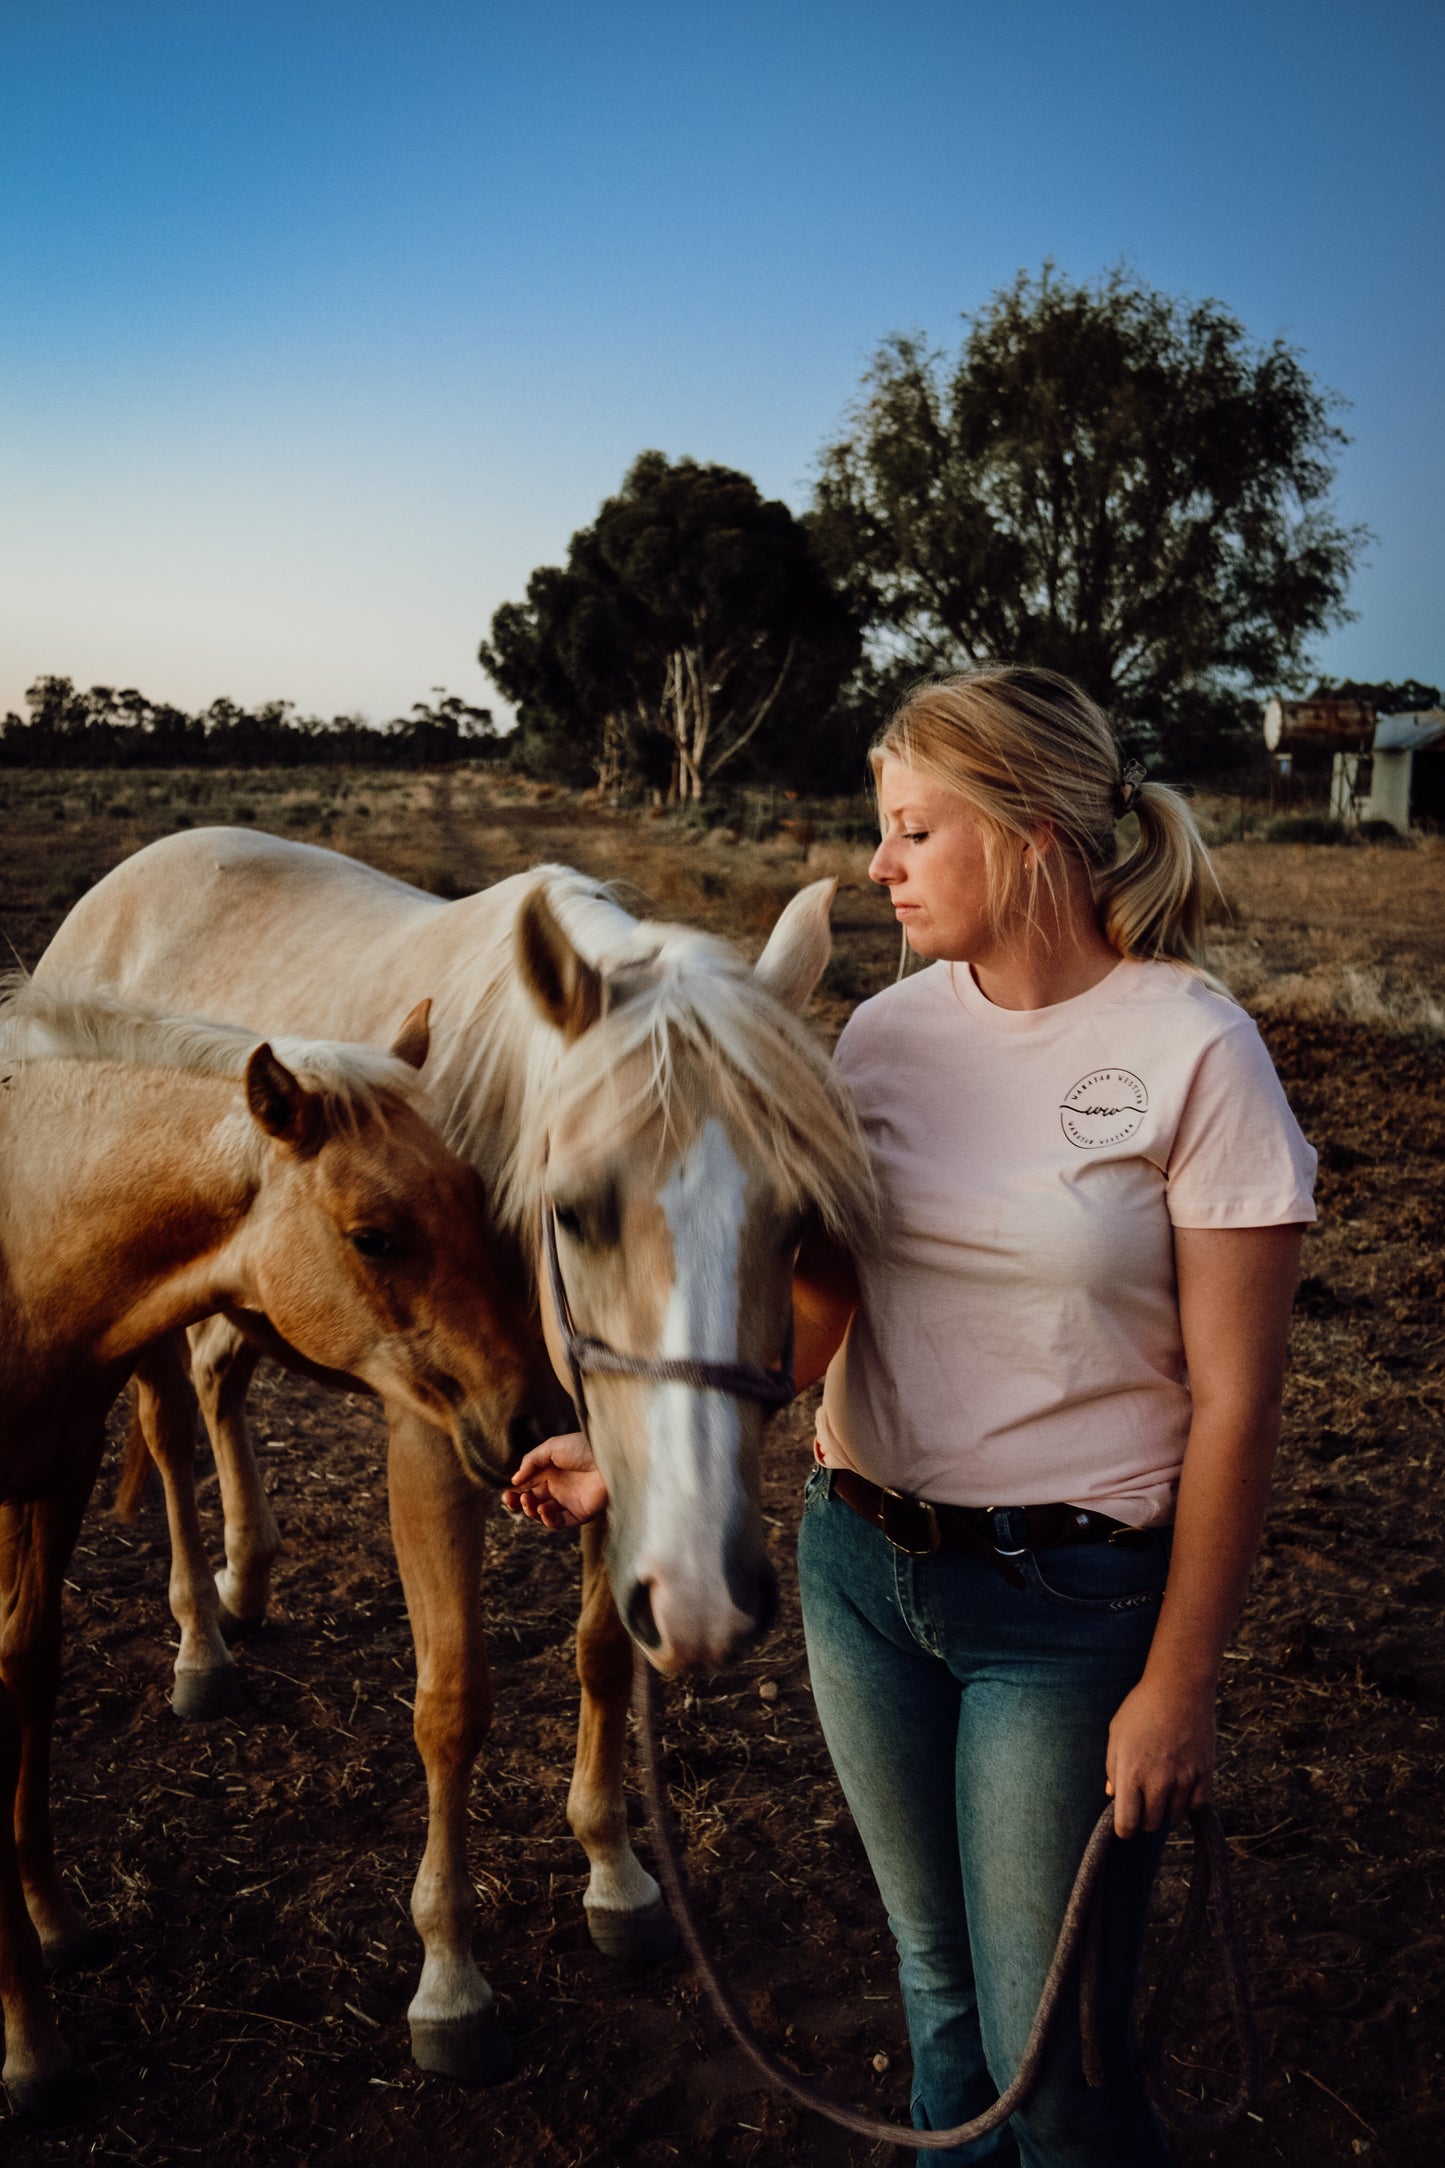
1060, 1069, 1148, 1149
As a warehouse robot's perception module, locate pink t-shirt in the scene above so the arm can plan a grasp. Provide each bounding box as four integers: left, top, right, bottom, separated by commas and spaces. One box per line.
816, 956, 1317, 1527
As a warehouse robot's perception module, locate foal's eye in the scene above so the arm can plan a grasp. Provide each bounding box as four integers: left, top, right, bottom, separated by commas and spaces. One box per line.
350, 1227, 398, 1260
553, 1203, 584, 1243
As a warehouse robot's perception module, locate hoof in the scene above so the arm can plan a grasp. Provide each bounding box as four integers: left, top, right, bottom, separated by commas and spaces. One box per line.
585, 1896, 681, 1967
216, 1603, 264, 1644
5, 2062, 101, 2125
171, 1664, 244, 1720
43, 1924, 115, 1978
409, 2011, 513, 2086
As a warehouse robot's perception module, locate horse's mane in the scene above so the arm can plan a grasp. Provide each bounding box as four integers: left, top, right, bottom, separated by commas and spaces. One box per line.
423, 868, 876, 1245
0, 973, 423, 1122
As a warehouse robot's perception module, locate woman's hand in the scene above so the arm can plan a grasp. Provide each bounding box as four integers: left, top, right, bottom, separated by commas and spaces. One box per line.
501, 1432, 609, 1530
1104, 1671, 1216, 1837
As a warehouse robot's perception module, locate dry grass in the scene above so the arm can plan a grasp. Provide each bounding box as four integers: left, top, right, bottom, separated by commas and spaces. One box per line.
1206, 838, 1445, 1037
4, 762, 1441, 1043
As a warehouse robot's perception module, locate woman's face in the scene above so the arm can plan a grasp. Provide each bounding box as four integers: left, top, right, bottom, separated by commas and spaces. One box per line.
869, 759, 996, 962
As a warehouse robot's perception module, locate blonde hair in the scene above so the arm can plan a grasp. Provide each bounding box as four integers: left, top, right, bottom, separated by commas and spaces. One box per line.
870, 667, 1217, 971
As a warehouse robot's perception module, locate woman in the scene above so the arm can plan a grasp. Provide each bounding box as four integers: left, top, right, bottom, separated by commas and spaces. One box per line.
506, 667, 1315, 2167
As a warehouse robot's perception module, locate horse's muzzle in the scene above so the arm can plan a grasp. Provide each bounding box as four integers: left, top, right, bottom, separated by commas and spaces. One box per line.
621, 1553, 776, 1672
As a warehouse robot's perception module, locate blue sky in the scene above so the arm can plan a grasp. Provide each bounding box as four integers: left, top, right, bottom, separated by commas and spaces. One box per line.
3, 0, 1441, 727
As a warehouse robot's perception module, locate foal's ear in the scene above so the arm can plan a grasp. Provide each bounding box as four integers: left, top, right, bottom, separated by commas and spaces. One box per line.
753, 877, 836, 1015
244, 1043, 321, 1151
390, 998, 432, 1072
517, 889, 604, 1043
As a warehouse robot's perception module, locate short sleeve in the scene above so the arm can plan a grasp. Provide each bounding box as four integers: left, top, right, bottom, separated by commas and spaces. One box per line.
1166, 1019, 1317, 1228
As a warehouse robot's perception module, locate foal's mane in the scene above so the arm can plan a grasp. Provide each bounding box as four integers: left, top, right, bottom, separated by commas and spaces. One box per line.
423, 868, 876, 1244
0, 974, 422, 1121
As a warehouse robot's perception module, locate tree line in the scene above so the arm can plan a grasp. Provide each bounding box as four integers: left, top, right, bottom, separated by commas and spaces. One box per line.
10, 267, 1392, 798
0, 683, 501, 771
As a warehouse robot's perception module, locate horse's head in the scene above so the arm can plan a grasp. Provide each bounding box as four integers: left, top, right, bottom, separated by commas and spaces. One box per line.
238, 1003, 536, 1485
517, 882, 873, 1675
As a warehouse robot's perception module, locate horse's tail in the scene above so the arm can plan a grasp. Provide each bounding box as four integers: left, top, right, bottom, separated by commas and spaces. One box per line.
113, 1382, 153, 1520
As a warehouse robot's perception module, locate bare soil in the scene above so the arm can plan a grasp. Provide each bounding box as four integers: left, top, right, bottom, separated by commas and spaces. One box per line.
0, 770, 1441, 2166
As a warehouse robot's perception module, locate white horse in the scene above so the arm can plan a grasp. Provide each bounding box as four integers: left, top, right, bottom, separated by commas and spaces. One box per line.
39, 831, 874, 2081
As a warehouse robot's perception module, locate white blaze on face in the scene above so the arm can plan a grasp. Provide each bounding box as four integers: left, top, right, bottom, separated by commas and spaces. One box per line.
637, 1118, 750, 1629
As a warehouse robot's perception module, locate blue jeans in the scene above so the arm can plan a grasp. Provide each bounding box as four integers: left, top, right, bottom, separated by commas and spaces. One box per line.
797, 1468, 1173, 2168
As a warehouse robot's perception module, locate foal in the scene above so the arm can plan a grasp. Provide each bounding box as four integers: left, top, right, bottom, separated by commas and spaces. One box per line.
0, 978, 532, 2117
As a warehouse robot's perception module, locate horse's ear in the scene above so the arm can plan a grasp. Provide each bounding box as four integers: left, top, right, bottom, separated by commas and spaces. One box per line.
245, 1043, 321, 1151
390, 998, 432, 1072
517, 888, 603, 1043
753, 877, 836, 1014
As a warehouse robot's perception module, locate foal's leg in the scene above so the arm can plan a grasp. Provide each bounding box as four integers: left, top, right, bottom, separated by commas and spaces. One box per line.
0, 1669, 72, 2119
568, 1519, 675, 1963
187, 1314, 279, 1634
133, 1338, 243, 1720
387, 1406, 510, 2084
0, 1449, 107, 1975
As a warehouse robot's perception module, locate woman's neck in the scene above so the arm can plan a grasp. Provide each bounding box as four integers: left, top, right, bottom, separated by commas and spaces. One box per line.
966, 910, 1122, 1014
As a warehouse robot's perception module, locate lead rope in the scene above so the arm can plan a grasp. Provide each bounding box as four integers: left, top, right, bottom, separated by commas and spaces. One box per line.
633, 1654, 1261, 2144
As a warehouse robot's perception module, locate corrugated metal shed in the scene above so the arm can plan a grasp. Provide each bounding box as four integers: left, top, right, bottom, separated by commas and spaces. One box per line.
1374, 710, 1445, 753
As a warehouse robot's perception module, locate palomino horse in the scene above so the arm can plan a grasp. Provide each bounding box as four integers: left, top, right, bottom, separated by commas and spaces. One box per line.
39, 832, 874, 2082
0, 976, 535, 2118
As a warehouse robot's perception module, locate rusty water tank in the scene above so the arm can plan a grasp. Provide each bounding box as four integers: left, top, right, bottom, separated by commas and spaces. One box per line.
1262, 696, 1376, 753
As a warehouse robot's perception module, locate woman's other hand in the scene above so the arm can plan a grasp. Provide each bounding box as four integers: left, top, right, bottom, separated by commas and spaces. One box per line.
502, 1432, 609, 1529
1104, 1672, 1216, 1837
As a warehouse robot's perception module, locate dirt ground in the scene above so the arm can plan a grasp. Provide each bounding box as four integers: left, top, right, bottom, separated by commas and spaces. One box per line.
0, 768, 1441, 2166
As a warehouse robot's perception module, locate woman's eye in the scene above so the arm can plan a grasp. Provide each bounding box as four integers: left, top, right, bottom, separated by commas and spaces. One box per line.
904, 830, 928, 844
350, 1227, 398, 1259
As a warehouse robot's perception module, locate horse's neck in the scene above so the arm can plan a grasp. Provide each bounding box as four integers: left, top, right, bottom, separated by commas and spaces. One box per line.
0, 1062, 253, 1384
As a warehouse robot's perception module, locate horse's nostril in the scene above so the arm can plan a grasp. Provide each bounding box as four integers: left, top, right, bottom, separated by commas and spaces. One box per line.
627, 1579, 661, 1651
726, 1547, 778, 1643
752, 1559, 779, 1641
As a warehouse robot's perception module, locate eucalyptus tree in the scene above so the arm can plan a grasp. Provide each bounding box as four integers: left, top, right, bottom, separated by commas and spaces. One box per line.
481, 453, 858, 800
810, 267, 1365, 763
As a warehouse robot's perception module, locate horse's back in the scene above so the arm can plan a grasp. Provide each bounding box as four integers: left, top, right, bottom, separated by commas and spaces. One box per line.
38, 827, 458, 1044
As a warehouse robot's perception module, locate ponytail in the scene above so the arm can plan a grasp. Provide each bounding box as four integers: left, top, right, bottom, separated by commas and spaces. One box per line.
1095, 780, 1216, 971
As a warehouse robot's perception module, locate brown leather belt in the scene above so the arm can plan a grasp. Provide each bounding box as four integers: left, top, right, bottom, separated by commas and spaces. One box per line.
827, 1467, 1156, 1562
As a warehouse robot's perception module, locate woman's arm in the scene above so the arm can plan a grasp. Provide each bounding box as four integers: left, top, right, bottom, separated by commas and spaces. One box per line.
1105, 1222, 1303, 1838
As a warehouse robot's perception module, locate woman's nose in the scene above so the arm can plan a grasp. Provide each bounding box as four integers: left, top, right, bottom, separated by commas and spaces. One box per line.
868, 842, 896, 886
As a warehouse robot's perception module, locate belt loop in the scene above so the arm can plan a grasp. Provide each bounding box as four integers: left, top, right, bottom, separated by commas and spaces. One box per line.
990, 1506, 1029, 1558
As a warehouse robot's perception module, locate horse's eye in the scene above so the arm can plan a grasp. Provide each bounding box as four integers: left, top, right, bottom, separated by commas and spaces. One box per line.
350, 1227, 398, 1260
553, 1203, 584, 1243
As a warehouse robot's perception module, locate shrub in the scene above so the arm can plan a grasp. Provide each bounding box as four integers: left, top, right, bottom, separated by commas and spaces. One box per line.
1263, 812, 1352, 845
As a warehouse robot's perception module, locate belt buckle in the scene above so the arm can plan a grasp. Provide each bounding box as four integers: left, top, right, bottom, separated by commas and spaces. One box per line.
880, 1485, 941, 1557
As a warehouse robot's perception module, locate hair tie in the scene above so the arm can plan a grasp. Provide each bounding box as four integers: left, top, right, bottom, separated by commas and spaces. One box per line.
1116, 759, 1148, 815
